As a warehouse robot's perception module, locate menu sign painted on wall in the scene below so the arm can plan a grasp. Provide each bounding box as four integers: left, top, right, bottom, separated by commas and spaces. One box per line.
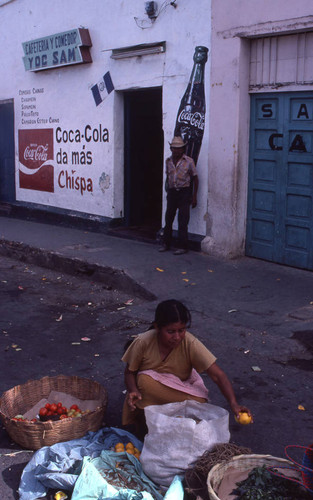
22, 28, 92, 72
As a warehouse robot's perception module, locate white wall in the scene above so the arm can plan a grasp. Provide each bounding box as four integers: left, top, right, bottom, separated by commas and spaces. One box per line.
203, 0, 313, 257
0, 0, 211, 237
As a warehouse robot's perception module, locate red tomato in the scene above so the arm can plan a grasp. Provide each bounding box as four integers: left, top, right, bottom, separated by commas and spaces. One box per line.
61, 407, 67, 414
45, 403, 51, 410
57, 408, 64, 415
47, 411, 53, 416
57, 402, 63, 408
39, 407, 48, 416
50, 403, 58, 412
70, 404, 79, 411
31, 418, 37, 422
60, 414, 68, 419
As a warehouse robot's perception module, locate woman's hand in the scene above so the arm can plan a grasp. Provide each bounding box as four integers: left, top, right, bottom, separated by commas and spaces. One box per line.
231, 402, 254, 422
124, 365, 142, 411
126, 391, 142, 411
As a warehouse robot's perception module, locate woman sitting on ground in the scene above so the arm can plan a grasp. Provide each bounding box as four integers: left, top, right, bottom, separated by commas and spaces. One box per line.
122, 299, 252, 437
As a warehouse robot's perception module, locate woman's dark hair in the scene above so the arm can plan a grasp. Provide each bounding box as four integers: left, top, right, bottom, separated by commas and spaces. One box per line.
154, 299, 191, 329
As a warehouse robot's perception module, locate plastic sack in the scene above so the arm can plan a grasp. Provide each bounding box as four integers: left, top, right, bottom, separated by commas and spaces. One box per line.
163, 475, 184, 499
71, 450, 163, 500
140, 401, 230, 488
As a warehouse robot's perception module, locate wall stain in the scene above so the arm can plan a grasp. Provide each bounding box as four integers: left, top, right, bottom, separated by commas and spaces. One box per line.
99, 172, 110, 193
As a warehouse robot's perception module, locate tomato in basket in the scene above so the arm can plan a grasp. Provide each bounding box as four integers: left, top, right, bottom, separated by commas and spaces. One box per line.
39, 407, 48, 417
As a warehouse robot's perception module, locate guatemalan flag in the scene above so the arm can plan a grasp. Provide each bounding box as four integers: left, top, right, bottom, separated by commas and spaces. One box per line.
91, 72, 114, 106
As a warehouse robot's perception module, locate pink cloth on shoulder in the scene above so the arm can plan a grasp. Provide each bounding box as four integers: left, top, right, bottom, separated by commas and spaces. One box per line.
138, 368, 209, 400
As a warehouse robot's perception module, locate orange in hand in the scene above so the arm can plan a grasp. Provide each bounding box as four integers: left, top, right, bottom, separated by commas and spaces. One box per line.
235, 411, 252, 425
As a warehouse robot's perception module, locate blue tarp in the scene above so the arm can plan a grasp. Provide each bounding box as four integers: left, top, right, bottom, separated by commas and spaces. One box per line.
18, 427, 184, 500
71, 450, 163, 500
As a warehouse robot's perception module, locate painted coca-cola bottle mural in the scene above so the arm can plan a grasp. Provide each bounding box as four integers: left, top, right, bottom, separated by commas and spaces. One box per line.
174, 46, 208, 165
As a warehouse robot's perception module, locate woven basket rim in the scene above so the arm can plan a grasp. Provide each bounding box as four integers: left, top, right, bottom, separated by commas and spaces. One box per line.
207, 453, 297, 500
0, 374, 107, 421
0, 373, 104, 394
0, 373, 106, 402
0, 375, 108, 418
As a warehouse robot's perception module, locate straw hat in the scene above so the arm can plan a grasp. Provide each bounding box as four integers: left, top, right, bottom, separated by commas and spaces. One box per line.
169, 136, 187, 148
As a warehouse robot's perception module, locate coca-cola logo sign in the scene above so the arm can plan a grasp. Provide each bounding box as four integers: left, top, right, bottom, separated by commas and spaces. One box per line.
24, 144, 49, 163
18, 129, 54, 192
177, 110, 205, 130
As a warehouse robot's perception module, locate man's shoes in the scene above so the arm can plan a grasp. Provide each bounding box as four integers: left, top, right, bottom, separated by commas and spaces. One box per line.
173, 249, 188, 255
158, 245, 170, 252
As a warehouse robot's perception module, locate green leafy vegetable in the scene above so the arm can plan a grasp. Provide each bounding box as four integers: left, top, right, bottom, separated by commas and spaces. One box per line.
231, 465, 312, 499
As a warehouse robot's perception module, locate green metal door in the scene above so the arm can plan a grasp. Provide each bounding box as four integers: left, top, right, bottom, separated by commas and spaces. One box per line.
246, 92, 313, 270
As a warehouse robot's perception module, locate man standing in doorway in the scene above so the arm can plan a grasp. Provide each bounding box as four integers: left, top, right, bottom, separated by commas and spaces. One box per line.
159, 136, 198, 255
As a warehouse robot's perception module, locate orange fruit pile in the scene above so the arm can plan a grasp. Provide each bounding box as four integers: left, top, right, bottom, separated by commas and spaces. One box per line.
114, 441, 141, 459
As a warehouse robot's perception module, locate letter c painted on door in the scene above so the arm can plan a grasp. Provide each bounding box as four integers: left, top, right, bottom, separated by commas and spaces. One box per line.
269, 133, 283, 151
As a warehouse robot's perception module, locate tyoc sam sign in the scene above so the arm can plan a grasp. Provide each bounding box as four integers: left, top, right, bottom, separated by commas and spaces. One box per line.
22, 29, 92, 72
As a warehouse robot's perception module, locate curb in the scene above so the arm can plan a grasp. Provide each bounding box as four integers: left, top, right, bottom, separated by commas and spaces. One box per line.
0, 239, 156, 301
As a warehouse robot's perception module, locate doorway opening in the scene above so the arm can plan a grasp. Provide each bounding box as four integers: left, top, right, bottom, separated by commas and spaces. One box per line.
121, 87, 163, 241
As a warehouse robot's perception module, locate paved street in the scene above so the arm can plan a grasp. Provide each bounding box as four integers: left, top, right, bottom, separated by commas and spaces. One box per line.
0, 216, 312, 499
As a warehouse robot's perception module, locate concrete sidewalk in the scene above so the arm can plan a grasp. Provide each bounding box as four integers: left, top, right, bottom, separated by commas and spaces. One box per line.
1, 213, 313, 332
0, 214, 312, 309
0, 214, 312, 457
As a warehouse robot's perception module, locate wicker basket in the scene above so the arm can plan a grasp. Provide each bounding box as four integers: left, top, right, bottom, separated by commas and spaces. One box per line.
0, 375, 108, 450
207, 454, 302, 500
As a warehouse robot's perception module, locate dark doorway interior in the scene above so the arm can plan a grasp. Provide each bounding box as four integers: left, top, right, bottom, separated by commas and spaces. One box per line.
0, 101, 15, 202
122, 87, 163, 241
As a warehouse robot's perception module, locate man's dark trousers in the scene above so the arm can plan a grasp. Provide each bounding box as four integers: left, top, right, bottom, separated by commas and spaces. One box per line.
163, 188, 191, 250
